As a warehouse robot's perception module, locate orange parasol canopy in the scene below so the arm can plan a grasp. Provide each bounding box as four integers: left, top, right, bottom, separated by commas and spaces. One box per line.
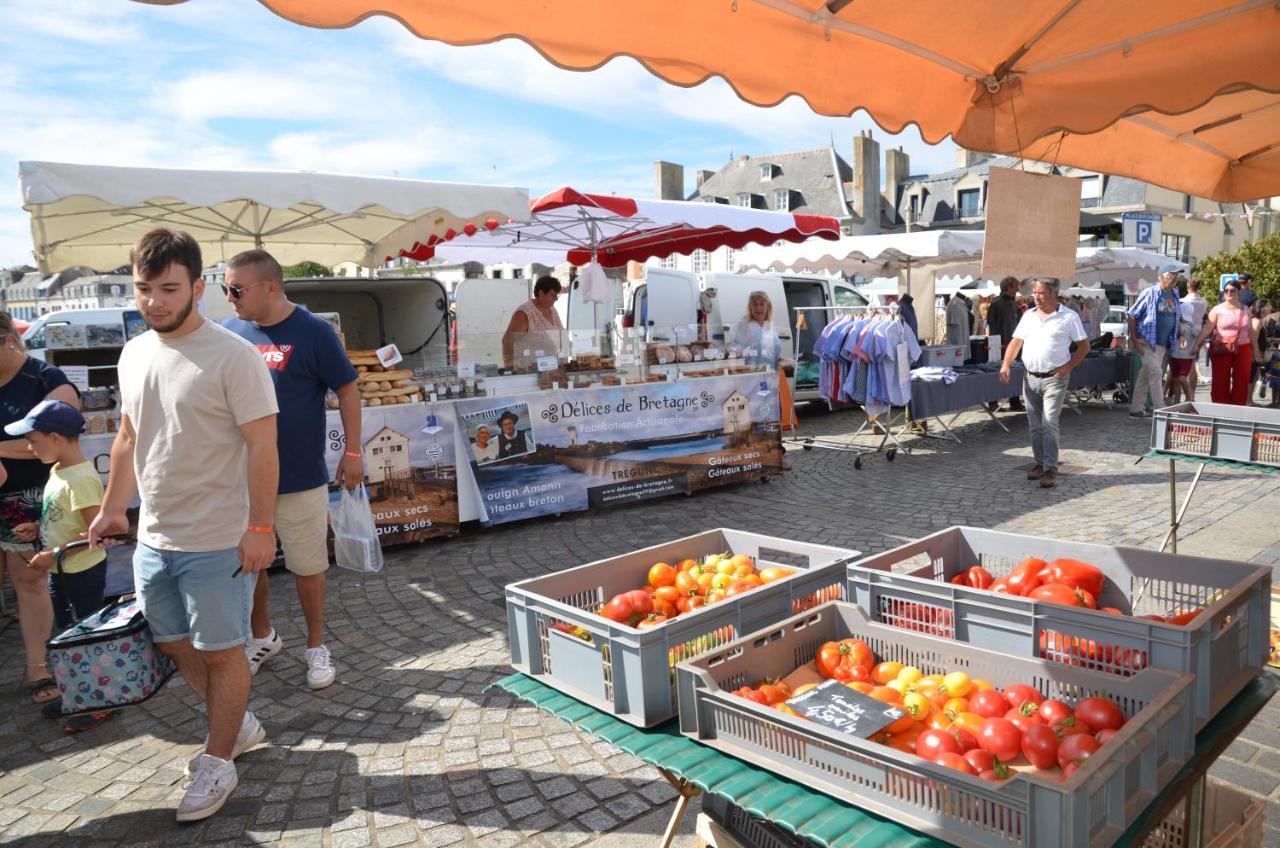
135, 0, 1280, 200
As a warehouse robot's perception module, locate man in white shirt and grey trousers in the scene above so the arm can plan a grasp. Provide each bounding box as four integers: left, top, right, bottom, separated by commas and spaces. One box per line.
999, 278, 1090, 489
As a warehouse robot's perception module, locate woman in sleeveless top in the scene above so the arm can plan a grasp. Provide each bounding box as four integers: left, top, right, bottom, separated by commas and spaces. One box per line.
502, 276, 565, 371
1192, 283, 1254, 405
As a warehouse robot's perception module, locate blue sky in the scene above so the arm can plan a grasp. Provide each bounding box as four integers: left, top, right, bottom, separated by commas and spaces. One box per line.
0, 0, 958, 267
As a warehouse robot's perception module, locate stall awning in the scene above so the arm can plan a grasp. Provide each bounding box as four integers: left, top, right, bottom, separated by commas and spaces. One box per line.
133, 0, 1280, 201
425, 186, 841, 268
20, 161, 531, 272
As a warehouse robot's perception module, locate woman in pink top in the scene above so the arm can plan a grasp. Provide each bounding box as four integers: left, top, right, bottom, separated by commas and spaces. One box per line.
1192, 282, 1254, 405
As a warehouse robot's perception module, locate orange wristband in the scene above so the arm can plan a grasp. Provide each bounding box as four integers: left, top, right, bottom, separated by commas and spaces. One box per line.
344, 451, 361, 458
247, 525, 274, 535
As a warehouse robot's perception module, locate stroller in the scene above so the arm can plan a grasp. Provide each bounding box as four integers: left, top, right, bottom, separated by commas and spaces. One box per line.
44, 538, 175, 728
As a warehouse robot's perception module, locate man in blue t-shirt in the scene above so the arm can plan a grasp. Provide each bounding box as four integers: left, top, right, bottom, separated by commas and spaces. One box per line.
222, 251, 361, 691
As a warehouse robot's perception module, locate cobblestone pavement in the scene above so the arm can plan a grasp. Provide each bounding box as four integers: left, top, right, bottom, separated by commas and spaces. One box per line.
2, 394, 1278, 847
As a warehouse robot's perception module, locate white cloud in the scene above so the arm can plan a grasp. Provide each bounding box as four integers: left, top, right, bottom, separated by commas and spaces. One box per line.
1, 0, 141, 47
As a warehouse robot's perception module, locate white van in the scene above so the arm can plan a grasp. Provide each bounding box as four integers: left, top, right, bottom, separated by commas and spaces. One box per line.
22, 308, 145, 361
624, 270, 866, 403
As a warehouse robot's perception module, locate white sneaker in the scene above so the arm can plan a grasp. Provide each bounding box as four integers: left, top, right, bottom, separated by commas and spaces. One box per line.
185, 711, 266, 777
176, 754, 238, 822
305, 645, 336, 690
244, 630, 282, 675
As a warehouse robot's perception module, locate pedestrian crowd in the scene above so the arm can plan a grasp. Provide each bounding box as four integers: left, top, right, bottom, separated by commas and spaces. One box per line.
2, 228, 363, 822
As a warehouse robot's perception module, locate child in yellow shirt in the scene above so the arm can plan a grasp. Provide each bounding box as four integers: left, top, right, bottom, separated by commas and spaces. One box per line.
7, 399, 110, 732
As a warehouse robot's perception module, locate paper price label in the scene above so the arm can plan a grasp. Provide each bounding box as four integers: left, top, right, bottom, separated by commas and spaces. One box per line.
456, 362, 476, 379
376, 344, 403, 368
537, 356, 559, 372
617, 354, 637, 366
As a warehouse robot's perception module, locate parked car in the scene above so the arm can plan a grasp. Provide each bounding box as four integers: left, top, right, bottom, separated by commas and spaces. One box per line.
1100, 307, 1130, 340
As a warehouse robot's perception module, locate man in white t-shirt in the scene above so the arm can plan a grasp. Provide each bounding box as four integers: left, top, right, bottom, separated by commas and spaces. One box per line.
89, 229, 279, 823
999, 278, 1090, 489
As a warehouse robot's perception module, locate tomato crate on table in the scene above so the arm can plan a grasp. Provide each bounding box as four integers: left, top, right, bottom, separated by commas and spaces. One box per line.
505, 529, 857, 727
676, 602, 1195, 848
845, 527, 1271, 729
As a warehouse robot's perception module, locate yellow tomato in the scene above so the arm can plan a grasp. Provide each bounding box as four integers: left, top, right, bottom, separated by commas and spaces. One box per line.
952, 711, 986, 739
896, 666, 923, 685
711, 573, 734, 591
715, 559, 737, 575
886, 679, 907, 693
791, 683, 817, 696
922, 674, 945, 687
729, 554, 755, 571
942, 697, 969, 718
970, 678, 995, 692
942, 671, 972, 698
901, 692, 930, 720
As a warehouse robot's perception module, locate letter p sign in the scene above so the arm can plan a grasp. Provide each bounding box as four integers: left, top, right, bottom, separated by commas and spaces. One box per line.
1136, 222, 1152, 244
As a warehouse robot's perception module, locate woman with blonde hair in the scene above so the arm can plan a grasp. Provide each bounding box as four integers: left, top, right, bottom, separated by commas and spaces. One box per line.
730, 291, 795, 428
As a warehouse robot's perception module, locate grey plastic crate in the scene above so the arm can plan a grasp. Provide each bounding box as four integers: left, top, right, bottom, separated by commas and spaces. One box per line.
845, 527, 1271, 729
1152, 401, 1280, 466
919, 344, 967, 367
702, 793, 817, 848
506, 529, 857, 727
677, 602, 1195, 848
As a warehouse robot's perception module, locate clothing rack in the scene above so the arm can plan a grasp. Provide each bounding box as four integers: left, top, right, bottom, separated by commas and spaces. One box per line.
784, 305, 908, 467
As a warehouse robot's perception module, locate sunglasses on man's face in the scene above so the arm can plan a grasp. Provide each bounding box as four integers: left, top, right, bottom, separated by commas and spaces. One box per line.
220, 281, 268, 300
1225, 287, 1240, 294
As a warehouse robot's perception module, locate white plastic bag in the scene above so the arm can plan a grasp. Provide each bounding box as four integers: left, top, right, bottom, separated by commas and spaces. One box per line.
329, 484, 384, 573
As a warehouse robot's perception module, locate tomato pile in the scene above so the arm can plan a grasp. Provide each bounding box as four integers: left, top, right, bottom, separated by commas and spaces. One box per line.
730, 637, 1130, 782
950, 557, 1204, 624
596, 554, 796, 629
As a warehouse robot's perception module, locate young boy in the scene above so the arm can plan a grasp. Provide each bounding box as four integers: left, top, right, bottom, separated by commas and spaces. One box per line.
6, 399, 112, 732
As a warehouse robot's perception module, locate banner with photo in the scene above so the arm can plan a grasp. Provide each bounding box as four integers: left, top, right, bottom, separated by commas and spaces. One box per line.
322, 402, 461, 544
454, 372, 784, 525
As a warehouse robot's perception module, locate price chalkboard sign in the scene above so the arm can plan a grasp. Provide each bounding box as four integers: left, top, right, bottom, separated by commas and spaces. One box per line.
785, 679, 906, 738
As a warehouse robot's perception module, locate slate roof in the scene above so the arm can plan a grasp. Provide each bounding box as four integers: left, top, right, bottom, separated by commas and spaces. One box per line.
688, 148, 853, 221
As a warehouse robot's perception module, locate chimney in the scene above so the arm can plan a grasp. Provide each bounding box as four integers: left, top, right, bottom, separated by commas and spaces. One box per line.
851, 131, 882, 235
955, 147, 989, 169
695, 169, 715, 188
655, 161, 685, 200
883, 146, 909, 211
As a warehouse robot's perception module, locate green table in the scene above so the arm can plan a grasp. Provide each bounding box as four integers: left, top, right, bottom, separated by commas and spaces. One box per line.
492, 671, 1276, 848
1138, 449, 1280, 553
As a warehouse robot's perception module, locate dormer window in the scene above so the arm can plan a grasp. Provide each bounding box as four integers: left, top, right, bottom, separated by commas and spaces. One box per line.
737, 193, 754, 208
760, 164, 777, 181
774, 189, 792, 212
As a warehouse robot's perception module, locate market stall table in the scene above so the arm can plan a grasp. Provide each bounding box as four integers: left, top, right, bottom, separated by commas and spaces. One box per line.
907, 364, 1024, 443
1139, 450, 1280, 554
1066, 351, 1133, 412
491, 671, 1277, 848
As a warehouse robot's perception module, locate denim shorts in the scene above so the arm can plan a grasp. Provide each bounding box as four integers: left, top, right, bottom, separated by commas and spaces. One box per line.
133, 545, 255, 651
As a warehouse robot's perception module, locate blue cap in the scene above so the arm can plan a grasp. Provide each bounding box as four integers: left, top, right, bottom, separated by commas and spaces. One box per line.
4, 400, 85, 438
1158, 263, 1183, 276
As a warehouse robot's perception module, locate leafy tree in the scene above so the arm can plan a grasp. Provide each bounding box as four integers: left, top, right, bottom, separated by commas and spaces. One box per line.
1191, 233, 1280, 307
283, 260, 333, 278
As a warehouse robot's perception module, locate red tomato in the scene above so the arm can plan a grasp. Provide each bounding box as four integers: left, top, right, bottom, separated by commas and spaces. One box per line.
969, 689, 1012, 719
625, 590, 654, 618
1095, 729, 1119, 746
653, 586, 682, 604
815, 639, 875, 680
963, 749, 995, 774
736, 687, 769, 705
915, 729, 962, 761
757, 681, 791, 706
934, 752, 977, 775
1052, 716, 1088, 739
1074, 697, 1125, 733
947, 726, 979, 753
1027, 583, 1096, 609
1038, 699, 1073, 724
1043, 558, 1105, 598
1005, 706, 1042, 734
1060, 762, 1079, 781
963, 566, 994, 590
1168, 608, 1202, 626
652, 599, 678, 618
979, 767, 1011, 782
636, 613, 669, 629
977, 718, 1022, 761
602, 594, 635, 623
1003, 684, 1044, 709
1099, 606, 1125, 615
989, 577, 1016, 594
1006, 558, 1045, 596
1057, 733, 1100, 769
1020, 724, 1061, 770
